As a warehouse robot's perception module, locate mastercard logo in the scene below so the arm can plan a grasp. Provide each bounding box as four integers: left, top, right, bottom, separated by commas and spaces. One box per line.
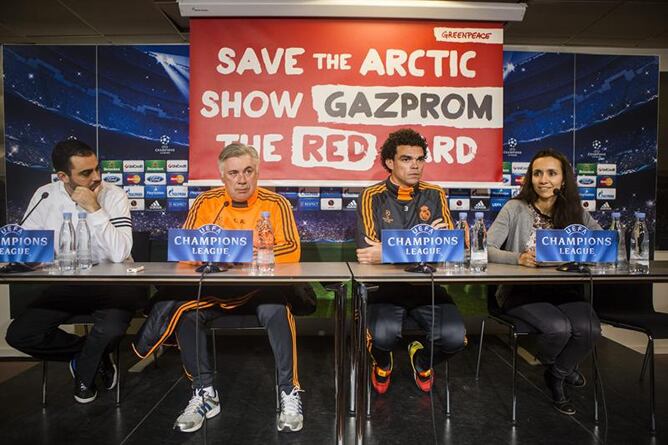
126, 174, 142, 184
169, 174, 185, 184
599, 177, 614, 187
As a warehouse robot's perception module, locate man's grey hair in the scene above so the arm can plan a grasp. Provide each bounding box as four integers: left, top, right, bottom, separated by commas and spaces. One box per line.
217, 143, 259, 170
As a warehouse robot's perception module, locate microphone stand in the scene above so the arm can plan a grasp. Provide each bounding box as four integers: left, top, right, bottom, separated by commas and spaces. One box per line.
405, 262, 436, 274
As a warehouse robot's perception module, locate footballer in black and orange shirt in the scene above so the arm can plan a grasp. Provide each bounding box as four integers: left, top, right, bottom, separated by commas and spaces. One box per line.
355, 128, 466, 395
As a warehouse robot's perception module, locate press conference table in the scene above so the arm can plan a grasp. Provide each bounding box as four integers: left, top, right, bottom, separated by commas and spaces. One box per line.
0, 261, 352, 445
347, 261, 668, 445
4, 261, 668, 445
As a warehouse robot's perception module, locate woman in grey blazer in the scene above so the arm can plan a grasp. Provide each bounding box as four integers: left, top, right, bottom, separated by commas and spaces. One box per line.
487, 149, 602, 416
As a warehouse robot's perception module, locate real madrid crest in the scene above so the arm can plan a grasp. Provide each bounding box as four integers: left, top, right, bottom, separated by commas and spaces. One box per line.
382, 209, 394, 224
419, 205, 431, 222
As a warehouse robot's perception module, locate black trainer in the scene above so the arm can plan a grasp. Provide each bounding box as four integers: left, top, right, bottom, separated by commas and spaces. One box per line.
70, 358, 98, 404
564, 369, 586, 388
98, 353, 118, 391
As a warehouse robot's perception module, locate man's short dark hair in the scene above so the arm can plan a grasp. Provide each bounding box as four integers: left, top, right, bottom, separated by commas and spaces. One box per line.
380, 128, 428, 173
52, 139, 96, 174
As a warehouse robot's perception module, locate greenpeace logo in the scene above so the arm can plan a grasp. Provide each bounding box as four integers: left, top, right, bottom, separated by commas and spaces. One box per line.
434, 27, 502, 44
442, 30, 491, 40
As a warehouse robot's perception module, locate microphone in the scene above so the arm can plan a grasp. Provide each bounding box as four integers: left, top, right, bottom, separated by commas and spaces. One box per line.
195, 200, 230, 274
0, 192, 50, 274
404, 193, 436, 274
19, 192, 49, 226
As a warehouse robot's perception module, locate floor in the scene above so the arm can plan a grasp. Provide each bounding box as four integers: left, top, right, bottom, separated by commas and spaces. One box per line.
0, 333, 665, 445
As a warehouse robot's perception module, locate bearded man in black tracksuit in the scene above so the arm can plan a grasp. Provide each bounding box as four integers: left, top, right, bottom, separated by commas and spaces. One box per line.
356, 128, 466, 394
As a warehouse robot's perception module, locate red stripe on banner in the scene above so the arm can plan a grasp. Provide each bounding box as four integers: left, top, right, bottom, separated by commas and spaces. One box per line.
190, 18, 503, 185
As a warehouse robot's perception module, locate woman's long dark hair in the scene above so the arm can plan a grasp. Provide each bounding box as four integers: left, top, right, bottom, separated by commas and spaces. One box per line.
514, 149, 583, 228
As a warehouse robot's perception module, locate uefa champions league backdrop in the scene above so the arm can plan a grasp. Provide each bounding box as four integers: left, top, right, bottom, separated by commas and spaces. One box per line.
2, 45, 659, 247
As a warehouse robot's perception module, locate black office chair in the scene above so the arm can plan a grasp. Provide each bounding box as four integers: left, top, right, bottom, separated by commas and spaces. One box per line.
41, 316, 121, 407
475, 285, 537, 424
208, 314, 280, 412
41, 231, 151, 407
476, 284, 600, 424
593, 283, 668, 434
365, 317, 452, 418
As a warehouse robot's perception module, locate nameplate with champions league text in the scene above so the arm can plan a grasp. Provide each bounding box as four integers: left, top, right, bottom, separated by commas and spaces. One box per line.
168, 225, 253, 263
535, 224, 617, 263
382, 225, 465, 264
0, 224, 54, 263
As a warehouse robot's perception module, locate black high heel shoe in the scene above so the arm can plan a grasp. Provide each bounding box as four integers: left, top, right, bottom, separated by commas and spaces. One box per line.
544, 370, 576, 415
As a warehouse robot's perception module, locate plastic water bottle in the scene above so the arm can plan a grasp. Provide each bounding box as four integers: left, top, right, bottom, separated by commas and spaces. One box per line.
76, 212, 93, 270
58, 212, 76, 272
629, 212, 650, 274
255, 211, 275, 274
609, 212, 627, 270
470, 212, 488, 272
456, 212, 470, 270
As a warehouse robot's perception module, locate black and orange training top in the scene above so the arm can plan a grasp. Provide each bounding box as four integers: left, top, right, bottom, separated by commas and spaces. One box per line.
184, 186, 301, 262
356, 178, 453, 248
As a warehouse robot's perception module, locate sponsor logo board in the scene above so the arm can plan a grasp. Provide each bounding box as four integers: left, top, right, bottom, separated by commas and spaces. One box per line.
145, 173, 167, 185
320, 198, 342, 210
167, 185, 188, 198
596, 188, 616, 200
124, 186, 144, 198
449, 198, 470, 211
168, 173, 187, 185
102, 173, 122, 184
166, 160, 188, 172
167, 199, 189, 211
576, 163, 597, 175
145, 160, 166, 172
578, 187, 596, 199
124, 173, 144, 185
101, 160, 122, 172
129, 199, 145, 211
145, 185, 167, 199
122, 160, 144, 172
576, 175, 596, 186
581, 200, 596, 211
597, 164, 617, 175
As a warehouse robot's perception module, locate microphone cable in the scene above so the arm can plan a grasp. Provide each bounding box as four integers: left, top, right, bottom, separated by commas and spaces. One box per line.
195, 264, 211, 444
586, 267, 608, 444
428, 268, 438, 445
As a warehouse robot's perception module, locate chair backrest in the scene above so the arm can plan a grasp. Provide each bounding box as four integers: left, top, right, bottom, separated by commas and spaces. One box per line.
593, 283, 655, 313
486, 284, 502, 316
131, 231, 151, 262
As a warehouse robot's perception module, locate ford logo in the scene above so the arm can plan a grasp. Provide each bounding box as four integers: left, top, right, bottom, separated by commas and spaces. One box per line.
146, 175, 164, 183
579, 177, 594, 185
104, 176, 120, 183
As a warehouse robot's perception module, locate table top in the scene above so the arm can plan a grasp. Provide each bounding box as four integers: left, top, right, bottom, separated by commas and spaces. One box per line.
0, 262, 352, 284
348, 261, 668, 283
3, 261, 668, 285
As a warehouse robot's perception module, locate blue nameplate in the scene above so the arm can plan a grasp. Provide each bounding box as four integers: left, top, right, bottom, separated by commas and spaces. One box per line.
0, 224, 54, 263
382, 226, 465, 264
168, 225, 253, 263
536, 224, 617, 263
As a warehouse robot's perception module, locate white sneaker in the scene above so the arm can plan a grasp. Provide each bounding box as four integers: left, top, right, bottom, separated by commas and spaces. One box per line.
277, 387, 304, 432
173, 389, 221, 433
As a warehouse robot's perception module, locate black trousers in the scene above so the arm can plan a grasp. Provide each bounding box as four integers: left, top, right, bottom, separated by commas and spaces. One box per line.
367, 284, 466, 370
6, 285, 146, 387
502, 284, 602, 378
172, 286, 299, 394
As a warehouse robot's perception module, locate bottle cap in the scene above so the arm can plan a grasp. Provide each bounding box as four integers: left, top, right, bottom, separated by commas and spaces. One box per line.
63, 212, 72, 219
458, 212, 467, 220
78, 212, 87, 219
261, 211, 270, 218
635, 212, 646, 219
611, 212, 621, 218
475, 212, 484, 219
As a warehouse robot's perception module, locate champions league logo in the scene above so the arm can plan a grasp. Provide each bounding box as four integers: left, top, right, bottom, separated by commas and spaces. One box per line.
504, 137, 521, 158
155, 134, 175, 155
198, 224, 223, 235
